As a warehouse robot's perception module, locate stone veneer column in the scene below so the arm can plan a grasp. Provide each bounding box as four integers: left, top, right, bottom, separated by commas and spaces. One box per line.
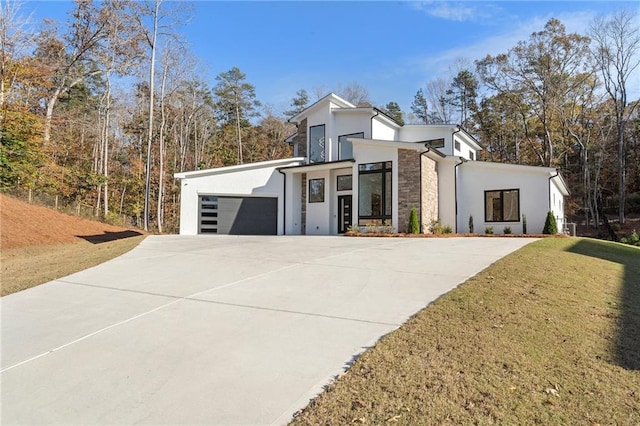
397, 149, 421, 233
421, 155, 439, 233
293, 118, 307, 158
301, 173, 307, 235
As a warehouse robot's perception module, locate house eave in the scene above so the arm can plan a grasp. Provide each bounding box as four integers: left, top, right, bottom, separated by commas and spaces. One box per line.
278, 159, 355, 173
174, 157, 305, 179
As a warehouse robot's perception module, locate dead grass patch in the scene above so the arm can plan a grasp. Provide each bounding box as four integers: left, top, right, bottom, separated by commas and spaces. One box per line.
1, 236, 146, 296
291, 238, 640, 425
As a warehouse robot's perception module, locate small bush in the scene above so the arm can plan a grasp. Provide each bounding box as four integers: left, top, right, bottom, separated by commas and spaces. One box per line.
485, 226, 494, 235
468, 215, 474, 233
543, 211, 558, 235
408, 207, 420, 234
522, 214, 527, 234
621, 230, 640, 247
429, 219, 443, 234
503, 226, 512, 234
443, 225, 453, 234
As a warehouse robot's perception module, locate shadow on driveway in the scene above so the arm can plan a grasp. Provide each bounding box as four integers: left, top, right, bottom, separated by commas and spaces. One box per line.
566, 239, 640, 370
77, 230, 143, 244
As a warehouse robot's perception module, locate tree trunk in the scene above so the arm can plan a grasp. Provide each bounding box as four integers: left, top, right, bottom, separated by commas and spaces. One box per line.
143, 1, 160, 232
617, 124, 626, 225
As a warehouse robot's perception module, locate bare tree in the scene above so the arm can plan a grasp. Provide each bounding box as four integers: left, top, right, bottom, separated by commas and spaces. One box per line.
590, 9, 640, 224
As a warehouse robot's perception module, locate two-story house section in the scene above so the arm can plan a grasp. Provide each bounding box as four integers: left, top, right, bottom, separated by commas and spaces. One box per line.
175, 93, 568, 236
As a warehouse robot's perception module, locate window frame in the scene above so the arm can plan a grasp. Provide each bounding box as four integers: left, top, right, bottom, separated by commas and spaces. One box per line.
308, 178, 325, 203
484, 189, 520, 222
454, 139, 461, 151
358, 161, 393, 224
338, 132, 364, 160
309, 124, 326, 163
336, 175, 352, 191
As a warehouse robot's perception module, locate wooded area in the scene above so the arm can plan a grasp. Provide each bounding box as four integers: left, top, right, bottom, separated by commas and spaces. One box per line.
1, 1, 638, 234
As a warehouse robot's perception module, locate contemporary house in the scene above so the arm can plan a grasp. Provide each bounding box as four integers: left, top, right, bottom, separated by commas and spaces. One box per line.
174, 93, 568, 236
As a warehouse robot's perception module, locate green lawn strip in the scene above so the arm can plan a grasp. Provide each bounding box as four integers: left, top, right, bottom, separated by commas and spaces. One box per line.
291, 238, 640, 425
1, 235, 146, 296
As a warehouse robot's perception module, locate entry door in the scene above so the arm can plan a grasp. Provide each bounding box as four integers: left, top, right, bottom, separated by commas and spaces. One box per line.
338, 195, 352, 234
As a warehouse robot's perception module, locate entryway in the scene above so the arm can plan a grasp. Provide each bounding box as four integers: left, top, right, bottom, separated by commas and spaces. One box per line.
338, 195, 352, 233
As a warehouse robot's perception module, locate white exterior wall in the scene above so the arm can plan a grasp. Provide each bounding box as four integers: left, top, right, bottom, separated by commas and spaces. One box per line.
305, 104, 333, 162
371, 116, 398, 141
178, 166, 285, 235
550, 178, 565, 231
457, 163, 555, 234
332, 113, 371, 161
352, 142, 399, 231
399, 126, 479, 160
305, 169, 331, 234
285, 173, 302, 235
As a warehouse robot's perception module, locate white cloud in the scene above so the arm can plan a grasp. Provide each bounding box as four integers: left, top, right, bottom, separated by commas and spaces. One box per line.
411, 1, 497, 22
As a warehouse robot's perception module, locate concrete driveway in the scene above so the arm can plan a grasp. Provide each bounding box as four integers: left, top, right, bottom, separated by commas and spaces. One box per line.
1, 235, 536, 425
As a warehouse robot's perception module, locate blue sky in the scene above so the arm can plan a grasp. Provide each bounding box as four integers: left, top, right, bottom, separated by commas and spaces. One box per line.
25, 1, 639, 115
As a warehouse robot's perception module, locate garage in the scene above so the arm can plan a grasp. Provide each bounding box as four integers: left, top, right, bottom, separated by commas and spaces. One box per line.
199, 195, 278, 235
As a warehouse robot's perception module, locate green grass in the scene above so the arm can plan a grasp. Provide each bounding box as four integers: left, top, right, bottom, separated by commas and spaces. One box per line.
291, 238, 640, 425
1, 236, 146, 296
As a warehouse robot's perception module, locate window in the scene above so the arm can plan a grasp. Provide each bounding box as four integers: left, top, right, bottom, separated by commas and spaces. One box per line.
485, 189, 520, 222
469, 150, 475, 161
309, 125, 326, 163
454, 140, 461, 151
309, 178, 325, 203
358, 161, 392, 224
337, 175, 352, 191
338, 132, 364, 160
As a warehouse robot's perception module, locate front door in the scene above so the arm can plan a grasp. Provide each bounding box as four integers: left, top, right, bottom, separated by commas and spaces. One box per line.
338, 195, 352, 234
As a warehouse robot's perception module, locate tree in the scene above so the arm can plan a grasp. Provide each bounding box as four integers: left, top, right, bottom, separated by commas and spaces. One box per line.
447, 69, 478, 127
476, 18, 591, 167
543, 210, 558, 234
383, 101, 404, 125
410, 89, 429, 124
0, 0, 33, 112
284, 89, 309, 118
425, 77, 453, 124
336, 82, 371, 107
590, 9, 640, 224
214, 66, 261, 165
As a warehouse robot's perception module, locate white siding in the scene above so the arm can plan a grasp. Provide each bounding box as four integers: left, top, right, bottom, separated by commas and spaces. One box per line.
371, 116, 398, 141
305, 170, 331, 234
437, 160, 457, 231
457, 163, 556, 234
332, 112, 371, 161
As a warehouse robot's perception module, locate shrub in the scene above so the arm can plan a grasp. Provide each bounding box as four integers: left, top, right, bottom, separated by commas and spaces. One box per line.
443, 225, 453, 234
542, 211, 558, 235
408, 207, 420, 234
485, 226, 494, 235
468, 215, 474, 233
429, 219, 443, 234
522, 214, 527, 234
503, 226, 512, 234
621, 230, 640, 247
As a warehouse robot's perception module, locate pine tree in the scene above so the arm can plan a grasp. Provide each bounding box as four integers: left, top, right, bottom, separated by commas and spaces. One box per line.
410, 89, 429, 124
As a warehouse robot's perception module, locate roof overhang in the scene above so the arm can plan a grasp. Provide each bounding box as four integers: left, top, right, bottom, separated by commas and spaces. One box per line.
288, 93, 355, 124
350, 138, 446, 160
174, 157, 305, 179
278, 159, 355, 173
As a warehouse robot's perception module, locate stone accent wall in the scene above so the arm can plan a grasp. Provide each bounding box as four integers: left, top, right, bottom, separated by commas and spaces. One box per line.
421, 155, 439, 233
397, 149, 421, 233
301, 172, 307, 235
293, 118, 307, 158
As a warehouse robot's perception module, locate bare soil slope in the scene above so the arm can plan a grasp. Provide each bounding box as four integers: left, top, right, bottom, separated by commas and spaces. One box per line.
0, 193, 138, 249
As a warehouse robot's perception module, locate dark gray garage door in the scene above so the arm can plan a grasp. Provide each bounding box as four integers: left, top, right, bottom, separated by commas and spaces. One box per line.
199, 196, 277, 235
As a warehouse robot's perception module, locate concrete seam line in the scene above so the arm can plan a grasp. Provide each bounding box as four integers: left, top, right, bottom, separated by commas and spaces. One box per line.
0, 238, 411, 374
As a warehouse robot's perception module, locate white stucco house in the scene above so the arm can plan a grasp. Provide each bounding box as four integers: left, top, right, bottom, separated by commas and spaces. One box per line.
174, 93, 569, 236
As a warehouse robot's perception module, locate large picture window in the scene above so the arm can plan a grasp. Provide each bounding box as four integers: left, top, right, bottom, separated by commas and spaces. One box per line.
309, 178, 325, 203
309, 125, 326, 163
358, 161, 392, 224
338, 132, 364, 160
485, 189, 519, 222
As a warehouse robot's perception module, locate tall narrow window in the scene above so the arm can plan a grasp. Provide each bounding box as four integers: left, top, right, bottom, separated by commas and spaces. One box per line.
358, 161, 392, 225
309, 125, 326, 163
338, 132, 364, 160
485, 189, 520, 222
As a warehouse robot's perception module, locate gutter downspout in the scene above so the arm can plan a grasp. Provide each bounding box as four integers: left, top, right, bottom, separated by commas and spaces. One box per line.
419, 145, 432, 233
278, 168, 287, 235
370, 109, 380, 139
454, 156, 467, 233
